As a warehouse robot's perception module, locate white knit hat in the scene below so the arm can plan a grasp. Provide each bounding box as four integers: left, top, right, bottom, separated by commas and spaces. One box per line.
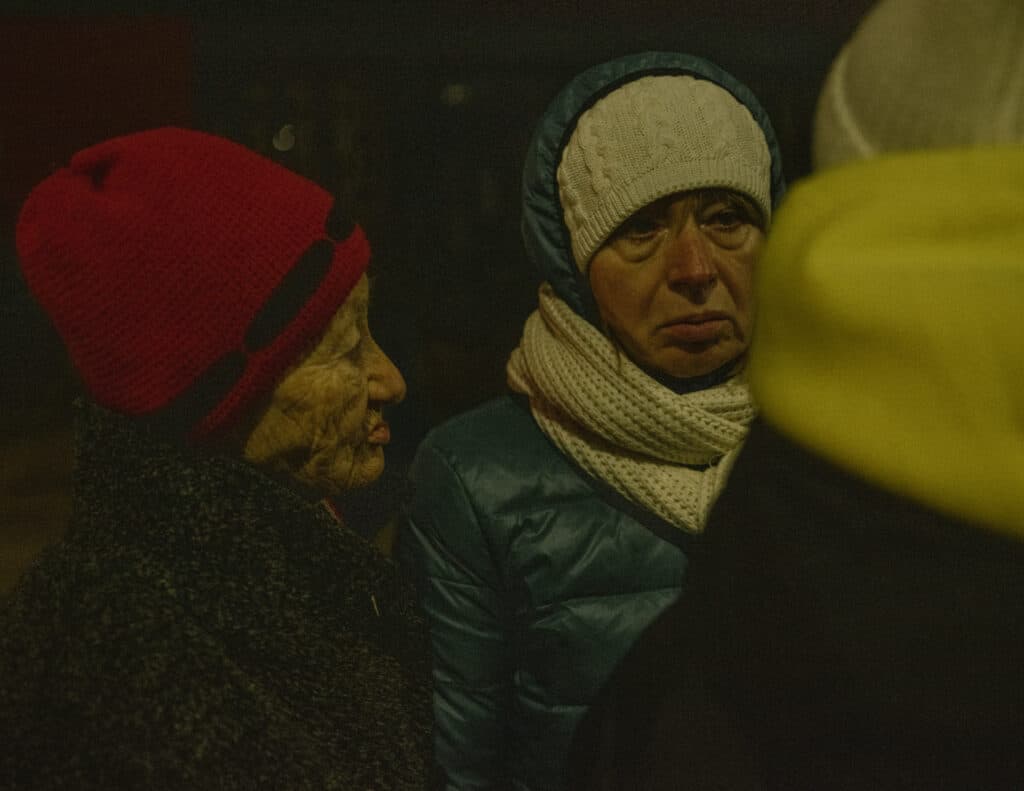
557, 75, 772, 270
814, 0, 1024, 169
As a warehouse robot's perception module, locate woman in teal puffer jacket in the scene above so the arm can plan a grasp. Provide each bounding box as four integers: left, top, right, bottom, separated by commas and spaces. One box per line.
400, 52, 786, 791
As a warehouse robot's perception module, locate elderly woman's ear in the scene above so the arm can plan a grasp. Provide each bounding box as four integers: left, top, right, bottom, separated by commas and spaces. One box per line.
242, 275, 406, 497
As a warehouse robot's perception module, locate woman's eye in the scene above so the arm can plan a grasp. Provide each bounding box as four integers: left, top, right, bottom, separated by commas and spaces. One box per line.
619, 216, 662, 240
699, 204, 758, 249
704, 209, 744, 230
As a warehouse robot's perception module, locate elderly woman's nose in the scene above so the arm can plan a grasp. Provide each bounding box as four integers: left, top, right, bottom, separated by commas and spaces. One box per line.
368, 342, 407, 405
664, 223, 717, 286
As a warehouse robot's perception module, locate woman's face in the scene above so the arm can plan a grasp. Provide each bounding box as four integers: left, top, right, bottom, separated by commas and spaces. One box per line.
588, 189, 765, 381
243, 275, 406, 496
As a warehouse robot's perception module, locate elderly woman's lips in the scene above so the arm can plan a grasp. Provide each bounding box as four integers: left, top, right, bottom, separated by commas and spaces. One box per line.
662, 317, 729, 342
367, 423, 391, 444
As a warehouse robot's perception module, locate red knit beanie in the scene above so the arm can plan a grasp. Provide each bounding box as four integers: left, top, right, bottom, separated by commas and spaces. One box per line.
15, 127, 369, 440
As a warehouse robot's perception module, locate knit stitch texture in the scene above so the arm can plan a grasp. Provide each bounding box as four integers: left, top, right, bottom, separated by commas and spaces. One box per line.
557, 76, 772, 269
507, 284, 754, 532
15, 128, 368, 439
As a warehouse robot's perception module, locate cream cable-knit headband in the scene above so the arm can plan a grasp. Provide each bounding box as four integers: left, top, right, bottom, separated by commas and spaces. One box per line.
557, 75, 772, 269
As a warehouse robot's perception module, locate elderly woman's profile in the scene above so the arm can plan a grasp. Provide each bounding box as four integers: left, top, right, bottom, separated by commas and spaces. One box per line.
0, 128, 434, 789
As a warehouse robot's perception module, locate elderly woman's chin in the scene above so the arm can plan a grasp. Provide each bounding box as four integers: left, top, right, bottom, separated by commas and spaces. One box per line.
252, 438, 386, 499
241, 408, 389, 499
297, 443, 387, 496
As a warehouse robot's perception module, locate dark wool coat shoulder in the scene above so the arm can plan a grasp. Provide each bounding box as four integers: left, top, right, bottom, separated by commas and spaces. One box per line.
0, 403, 435, 790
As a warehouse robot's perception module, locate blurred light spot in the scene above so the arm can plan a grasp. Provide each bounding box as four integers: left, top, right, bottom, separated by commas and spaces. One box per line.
440, 83, 471, 107
272, 124, 296, 152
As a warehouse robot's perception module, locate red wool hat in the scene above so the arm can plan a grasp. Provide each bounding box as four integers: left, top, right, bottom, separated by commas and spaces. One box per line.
15, 127, 369, 440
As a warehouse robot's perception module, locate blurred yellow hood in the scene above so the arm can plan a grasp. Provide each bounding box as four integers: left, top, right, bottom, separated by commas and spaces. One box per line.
750, 146, 1024, 538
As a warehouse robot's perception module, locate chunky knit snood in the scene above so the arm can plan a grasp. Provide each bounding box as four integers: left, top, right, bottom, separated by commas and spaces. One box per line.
507, 284, 755, 532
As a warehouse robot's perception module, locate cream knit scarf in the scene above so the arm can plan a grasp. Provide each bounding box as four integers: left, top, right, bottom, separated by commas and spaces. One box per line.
506, 284, 755, 533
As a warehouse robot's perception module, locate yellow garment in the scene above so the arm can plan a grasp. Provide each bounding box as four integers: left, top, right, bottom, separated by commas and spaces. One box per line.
750, 146, 1024, 539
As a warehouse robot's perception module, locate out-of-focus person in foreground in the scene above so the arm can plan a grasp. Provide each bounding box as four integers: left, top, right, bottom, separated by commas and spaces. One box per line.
570, 2, 1024, 789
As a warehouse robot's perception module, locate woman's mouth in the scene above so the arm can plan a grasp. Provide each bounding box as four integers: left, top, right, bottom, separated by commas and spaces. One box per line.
661, 314, 730, 343
366, 422, 391, 445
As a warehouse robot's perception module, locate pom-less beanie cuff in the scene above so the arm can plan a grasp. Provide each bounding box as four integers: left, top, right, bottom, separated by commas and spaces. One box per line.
568, 160, 770, 269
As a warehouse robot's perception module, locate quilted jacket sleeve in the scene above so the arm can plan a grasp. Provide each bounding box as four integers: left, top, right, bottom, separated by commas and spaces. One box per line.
400, 438, 514, 791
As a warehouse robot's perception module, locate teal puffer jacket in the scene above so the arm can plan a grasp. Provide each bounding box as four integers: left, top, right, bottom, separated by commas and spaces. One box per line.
401, 52, 786, 791
402, 396, 690, 790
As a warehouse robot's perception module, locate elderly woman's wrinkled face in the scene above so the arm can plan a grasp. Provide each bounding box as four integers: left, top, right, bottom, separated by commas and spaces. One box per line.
588, 188, 765, 381
243, 276, 406, 496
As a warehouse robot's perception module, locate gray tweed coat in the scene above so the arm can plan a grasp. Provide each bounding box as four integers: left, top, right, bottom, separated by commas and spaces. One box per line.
0, 402, 435, 790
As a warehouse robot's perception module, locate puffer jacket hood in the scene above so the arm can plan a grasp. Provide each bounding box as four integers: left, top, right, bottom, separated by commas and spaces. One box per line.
521, 51, 787, 324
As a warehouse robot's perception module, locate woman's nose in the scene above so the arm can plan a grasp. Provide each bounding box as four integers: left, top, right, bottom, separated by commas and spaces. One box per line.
368, 342, 407, 405
664, 222, 717, 290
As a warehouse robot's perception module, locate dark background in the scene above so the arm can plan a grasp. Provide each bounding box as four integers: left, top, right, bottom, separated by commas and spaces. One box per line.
0, 0, 875, 590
